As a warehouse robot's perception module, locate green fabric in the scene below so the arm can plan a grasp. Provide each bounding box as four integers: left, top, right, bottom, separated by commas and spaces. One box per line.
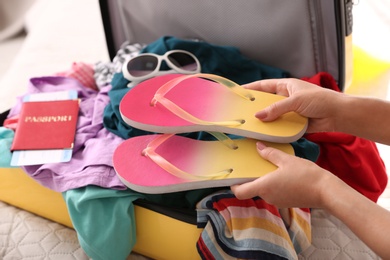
291, 138, 320, 162
63, 186, 223, 260
63, 186, 144, 260
0, 127, 15, 167
141, 36, 289, 85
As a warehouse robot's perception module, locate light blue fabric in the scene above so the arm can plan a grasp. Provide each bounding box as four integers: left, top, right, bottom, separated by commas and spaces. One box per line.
0, 127, 16, 167
63, 186, 145, 260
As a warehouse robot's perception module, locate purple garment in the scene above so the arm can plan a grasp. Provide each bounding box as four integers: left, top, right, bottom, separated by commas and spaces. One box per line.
9, 77, 126, 192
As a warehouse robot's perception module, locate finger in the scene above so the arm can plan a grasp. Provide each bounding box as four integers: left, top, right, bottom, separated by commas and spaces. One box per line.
243, 79, 290, 96
230, 183, 256, 199
231, 176, 270, 200
232, 144, 293, 200
255, 97, 297, 121
230, 142, 275, 199
257, 144, 294, 168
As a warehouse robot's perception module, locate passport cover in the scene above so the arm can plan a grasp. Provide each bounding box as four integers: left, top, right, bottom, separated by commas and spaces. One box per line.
11, 99, 80, 151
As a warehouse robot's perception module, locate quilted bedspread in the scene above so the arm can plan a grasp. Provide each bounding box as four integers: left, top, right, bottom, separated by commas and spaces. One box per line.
0, 201, 89, 259
0, 201, 148, 260
0, 201, 379, 260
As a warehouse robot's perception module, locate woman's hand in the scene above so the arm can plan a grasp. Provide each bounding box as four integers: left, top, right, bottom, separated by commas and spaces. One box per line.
244, 78, 343, 133
231, 141, 334, 209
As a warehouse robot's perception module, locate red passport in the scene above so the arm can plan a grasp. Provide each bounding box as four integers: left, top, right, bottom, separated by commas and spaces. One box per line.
11, 99, 80, 151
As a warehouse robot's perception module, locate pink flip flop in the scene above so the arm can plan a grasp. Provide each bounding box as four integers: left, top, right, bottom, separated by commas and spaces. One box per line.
113, 134, 294, 194
120, 73, 308, 143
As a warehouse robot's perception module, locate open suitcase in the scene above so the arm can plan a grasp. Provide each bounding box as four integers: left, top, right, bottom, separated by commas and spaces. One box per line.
100, 0, 353, 89
1, 0, 384, 259
98, 1, 354, 258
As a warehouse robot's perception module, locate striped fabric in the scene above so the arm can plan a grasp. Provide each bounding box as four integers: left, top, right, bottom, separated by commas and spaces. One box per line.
196, 191, 311, 260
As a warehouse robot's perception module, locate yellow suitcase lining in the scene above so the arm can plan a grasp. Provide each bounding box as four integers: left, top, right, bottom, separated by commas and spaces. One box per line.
0, 168, 202, 259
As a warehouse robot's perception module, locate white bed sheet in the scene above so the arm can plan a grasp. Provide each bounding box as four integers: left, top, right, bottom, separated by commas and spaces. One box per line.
0, 0, 109, 113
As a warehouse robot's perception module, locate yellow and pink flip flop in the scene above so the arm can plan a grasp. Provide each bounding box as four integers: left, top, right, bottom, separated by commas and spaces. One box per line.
114, 73, 307, 193
119, 73, 308, 143
113, 133, 294, 194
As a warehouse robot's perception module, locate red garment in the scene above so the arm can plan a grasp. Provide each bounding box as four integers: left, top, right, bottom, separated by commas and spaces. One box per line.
302, 72, 387, 202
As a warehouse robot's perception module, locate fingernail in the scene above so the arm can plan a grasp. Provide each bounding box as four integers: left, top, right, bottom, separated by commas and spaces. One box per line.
255, 110, 267, 120
256, 141, 267, 150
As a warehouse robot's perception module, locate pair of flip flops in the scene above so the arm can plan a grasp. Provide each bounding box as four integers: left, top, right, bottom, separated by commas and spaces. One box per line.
113, 74, 307, 194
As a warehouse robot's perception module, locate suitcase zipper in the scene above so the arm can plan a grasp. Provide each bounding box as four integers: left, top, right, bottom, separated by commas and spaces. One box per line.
308, 0, 327, 73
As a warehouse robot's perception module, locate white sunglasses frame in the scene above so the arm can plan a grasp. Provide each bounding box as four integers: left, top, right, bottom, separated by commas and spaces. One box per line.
122, 50, 201, 84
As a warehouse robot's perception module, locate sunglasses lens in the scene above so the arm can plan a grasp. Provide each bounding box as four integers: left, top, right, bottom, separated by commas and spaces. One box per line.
167, 52, 198, 72
127, 56, 158, 77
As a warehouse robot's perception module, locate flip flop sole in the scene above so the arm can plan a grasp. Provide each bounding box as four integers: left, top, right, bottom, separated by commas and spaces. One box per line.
120, 74, 308, 143
113, 134, 294, 194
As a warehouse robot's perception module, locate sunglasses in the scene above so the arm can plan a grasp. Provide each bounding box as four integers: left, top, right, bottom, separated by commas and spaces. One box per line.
122, 50, 201, 84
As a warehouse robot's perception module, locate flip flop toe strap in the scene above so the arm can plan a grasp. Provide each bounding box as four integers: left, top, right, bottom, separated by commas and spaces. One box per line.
150, 73, 255, 127
142, 134, 235, 181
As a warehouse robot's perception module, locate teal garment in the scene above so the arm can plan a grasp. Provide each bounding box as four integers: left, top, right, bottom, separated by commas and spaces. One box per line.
103, 36, 290, 140
63, 186, 145, 260
0, 127, 16, 167
291, 138, 320, 162
140, 36, 290, 85
63, 185, 225, 260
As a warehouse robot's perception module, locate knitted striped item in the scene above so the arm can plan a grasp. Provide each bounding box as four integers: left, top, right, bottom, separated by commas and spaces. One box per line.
196, 191, 310, 260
